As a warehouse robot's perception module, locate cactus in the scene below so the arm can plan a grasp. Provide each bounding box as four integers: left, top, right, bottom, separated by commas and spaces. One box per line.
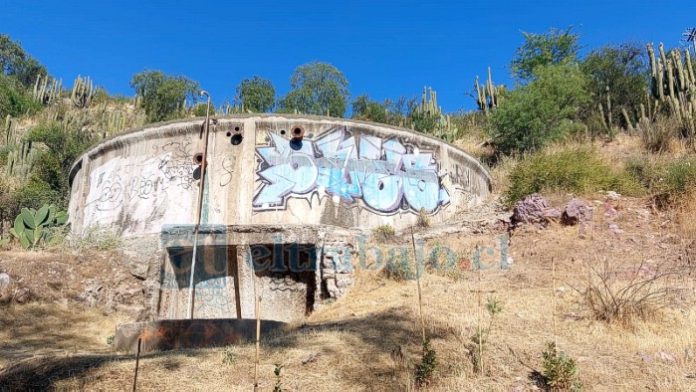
475, 67, 504, 115
412, 86, 460, 142
9, 205, 68, 249
32, 75, 62, 105
71, 75, 94, 108
646, 43, 696, 148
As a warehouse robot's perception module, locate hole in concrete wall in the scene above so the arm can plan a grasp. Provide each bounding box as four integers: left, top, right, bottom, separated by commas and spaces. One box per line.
280, 129, 286, 135
234, 126, 240, 132
289, 139, 303, 151
292, 127, 303, 137
250, 244, 317, 315
231, 134, 243, 145
226, 131, 232, 137
194, 153, 204, 164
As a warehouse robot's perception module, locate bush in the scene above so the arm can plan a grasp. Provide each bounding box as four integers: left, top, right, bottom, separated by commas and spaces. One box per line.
541, 342, 582, 391
414, 338, 437, 387
626, 156, 696, 206
505, 146, 642, 205
372, 224, 395, 242
0, 74, 40, 118
637, 115, 675, 153
235, 76, 275, 113
489, 64, 591, 155
130, 70, 200, 122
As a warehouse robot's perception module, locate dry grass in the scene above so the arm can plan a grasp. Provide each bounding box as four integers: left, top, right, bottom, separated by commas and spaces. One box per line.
0, 197, 695, 391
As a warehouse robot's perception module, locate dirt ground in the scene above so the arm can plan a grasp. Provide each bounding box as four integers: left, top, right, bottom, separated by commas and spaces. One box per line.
0, 195, 695, 391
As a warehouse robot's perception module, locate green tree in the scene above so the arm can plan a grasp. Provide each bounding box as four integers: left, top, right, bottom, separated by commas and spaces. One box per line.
279, 62, 349, 117
0, 74, 41, 118
490, 64, 591, 155
511, 27, 580, 81
581, 44, 648, 127
130, 70, 200, 122
0, 34, 47, 87
235, 76, 275, 112
352, 94, 414, 127
24, 122, 96, 206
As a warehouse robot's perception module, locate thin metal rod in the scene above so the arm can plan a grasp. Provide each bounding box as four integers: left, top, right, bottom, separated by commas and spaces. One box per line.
187, 91, 212, 319
253, 273, 261, 391
132, 338, 142, 392
410, 226, 426, 345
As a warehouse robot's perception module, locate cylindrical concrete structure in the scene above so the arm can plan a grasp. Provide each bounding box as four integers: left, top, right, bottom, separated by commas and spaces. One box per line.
68, 114, 491, 236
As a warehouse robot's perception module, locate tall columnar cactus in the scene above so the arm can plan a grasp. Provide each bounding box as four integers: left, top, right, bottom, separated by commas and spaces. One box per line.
32, 75, 62, 105
5, 140, 37, 177
9, 205, 68, 249
71, 75, 95, 108
646, 43, 696, 147
475, 67, 503, 115
413, 86, 459, 142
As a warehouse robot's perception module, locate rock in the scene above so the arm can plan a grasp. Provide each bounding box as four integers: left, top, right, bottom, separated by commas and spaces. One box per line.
0, 273, 10, 290
13, 287, 32, 304
603, 202, 618, 219
79, 279, 103, 306
606, 191, 621, 201
657, 350, 676, 363
561, 198, 593, 226
511, 194, 561, 226
608, 223, 623, 236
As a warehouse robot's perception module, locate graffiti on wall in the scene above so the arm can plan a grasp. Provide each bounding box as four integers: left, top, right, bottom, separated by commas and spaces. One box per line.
253, 127, 450, 214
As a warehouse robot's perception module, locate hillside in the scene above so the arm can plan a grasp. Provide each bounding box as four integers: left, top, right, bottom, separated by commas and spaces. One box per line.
1, 178, 695, 390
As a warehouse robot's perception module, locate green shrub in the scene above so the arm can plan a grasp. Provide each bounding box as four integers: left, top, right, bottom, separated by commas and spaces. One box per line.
490, 64, 591, 155
626, 156, 696, 206
372, 224, 395, 242
130, 70, 200, 122
542, 342, 582, 391
505, 146, 642, 205
0, 74, 41, 118
414, 338, 437, 387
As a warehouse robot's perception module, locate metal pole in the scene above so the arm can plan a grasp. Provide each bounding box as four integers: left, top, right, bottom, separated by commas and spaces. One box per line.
187, 91, 212, 319
132, 338, 142, 392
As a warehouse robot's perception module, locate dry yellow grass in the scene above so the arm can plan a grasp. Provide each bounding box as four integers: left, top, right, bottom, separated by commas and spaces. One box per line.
1, 197, 695, 391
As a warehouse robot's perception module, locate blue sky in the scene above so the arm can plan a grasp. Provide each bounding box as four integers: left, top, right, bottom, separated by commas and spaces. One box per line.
1, 0, 695, 112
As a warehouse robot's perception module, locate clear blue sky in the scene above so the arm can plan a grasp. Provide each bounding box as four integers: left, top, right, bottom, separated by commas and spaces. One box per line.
2, 0, 695, 112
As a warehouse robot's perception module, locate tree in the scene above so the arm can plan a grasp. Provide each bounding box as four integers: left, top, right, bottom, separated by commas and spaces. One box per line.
490, 64, 591, 155
0, 34, 47, 87
511, 27, 579, 81
24, 121, 96, 206
0, 74, 41, 118
581, 44, 648, 127
352, 95, 415, 127
279, 62, 349, 117
130, 70, 200, 122
235, 76, 275, 112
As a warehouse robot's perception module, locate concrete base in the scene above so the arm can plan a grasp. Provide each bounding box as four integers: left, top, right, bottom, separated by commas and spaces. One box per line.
114, 318, 286, 353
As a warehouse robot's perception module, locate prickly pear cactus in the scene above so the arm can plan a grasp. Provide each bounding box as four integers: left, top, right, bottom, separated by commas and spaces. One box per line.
9, 204, 69, 249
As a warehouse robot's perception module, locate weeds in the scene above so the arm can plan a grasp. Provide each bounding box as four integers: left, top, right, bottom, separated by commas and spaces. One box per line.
580, 256, 678, 325
71, 225, 121, 251
468, 296, 503, 374
416, 208, 430, 228
273, 363, 284, 392
414, 338, 437, 387
638, 115, 675, 153
541, 342, 582, 391
373, 224, 395, 242
221, 346, 236, 365
505, 146, 642, 206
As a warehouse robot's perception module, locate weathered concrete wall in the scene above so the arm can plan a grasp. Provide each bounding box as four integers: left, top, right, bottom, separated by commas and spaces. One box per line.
69, 115, 492, 326
68, 114, 492, 237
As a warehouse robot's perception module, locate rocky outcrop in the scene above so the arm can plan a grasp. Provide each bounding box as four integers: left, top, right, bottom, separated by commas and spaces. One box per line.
511, 194, 561, 226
